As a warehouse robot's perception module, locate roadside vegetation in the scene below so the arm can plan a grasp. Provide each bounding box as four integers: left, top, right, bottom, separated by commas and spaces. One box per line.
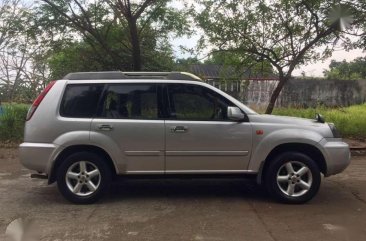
272, 104, 366, 138
0, 103, 365, 143
0, 104, 28, 143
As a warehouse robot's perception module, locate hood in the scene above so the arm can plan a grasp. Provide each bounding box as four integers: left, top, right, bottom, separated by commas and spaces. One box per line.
249, 114, 334, 138
250, 114, 324, 127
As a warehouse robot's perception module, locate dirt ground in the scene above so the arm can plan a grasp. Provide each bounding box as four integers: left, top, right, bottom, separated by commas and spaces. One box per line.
0, 148, 365, 241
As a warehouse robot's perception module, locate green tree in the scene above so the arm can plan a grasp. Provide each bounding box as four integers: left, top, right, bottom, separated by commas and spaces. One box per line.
194, 0, 355, 113
204, 51, 274, 77
175, 57, 201, 72
346, 1, 365, 49
40, 0, 188, 71
47, 25, 176, 79
323, 57, 366, 80
176, 57, 201, 65
204, 51, 242, 66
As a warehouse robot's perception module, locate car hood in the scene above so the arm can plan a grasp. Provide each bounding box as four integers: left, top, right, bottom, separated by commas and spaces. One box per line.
249, 114, 335, 138
250, 114, 324, 127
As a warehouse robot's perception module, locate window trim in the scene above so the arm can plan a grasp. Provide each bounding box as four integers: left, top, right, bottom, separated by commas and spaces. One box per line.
164, 83, 247, 122
95, 83, 164, 120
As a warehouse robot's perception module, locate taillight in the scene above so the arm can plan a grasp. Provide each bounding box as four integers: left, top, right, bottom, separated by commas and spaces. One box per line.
26, 81, 56, 121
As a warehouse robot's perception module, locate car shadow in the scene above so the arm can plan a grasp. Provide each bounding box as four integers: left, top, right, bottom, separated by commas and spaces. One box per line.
102, 177, 270, 203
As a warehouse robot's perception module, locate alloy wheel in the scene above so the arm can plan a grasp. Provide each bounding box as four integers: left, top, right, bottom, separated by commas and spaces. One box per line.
65, 161, 101, 196
276, 161, 313, 197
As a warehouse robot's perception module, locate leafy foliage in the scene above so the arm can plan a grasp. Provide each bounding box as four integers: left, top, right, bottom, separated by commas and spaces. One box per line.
345, 0, 366, 50
47, 26, 176, 79
204, 51, 274, 77
272, 104, 366, 138
39, 0, 188, 71
323, 57, 366, 80
0, 103, 28, 142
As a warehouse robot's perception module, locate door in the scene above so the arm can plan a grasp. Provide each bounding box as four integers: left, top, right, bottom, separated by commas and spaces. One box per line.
91, 83, 165, 174
165, 83, 252, 173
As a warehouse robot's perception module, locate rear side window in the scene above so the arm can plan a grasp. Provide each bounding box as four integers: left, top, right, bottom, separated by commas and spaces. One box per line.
60, 84, 104, 118
98, 84, 159, 119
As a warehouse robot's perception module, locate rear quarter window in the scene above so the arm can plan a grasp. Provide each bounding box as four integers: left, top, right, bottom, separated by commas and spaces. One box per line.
60, 84, 104, 118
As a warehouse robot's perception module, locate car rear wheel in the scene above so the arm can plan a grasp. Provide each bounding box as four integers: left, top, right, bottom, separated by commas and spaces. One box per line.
265, 152, 321, 204
57, 152, 111, 204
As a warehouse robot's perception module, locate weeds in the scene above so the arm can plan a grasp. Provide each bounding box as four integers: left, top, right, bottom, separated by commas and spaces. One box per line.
0, 104, 29, 142
272, 104, 366, 138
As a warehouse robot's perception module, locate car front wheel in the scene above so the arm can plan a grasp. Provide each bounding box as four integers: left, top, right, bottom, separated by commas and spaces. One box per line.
56, 152, 111, 204
265, 152, 321, 204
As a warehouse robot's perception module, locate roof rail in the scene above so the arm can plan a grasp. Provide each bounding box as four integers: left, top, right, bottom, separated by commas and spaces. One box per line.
62, 71, 202, 81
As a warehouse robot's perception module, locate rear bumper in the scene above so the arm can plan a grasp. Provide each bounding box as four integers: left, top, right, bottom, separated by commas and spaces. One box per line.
19, 143, 57, 174
320, 139, 351, 176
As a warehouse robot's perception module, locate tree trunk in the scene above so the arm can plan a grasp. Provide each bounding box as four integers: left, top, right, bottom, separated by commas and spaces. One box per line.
265, 76, 288, 114
128, 18, 142, 71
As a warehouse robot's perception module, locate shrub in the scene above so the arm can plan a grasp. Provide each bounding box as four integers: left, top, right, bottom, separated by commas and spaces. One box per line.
0, 104, 29, 142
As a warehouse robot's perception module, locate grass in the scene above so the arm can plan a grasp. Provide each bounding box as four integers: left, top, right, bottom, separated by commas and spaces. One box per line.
0, 103, 365, 143
0, 103, 29, 143
271, 104, 366, 139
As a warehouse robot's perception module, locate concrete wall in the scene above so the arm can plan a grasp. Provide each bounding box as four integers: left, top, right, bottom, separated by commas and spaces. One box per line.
230, 79, 366, 108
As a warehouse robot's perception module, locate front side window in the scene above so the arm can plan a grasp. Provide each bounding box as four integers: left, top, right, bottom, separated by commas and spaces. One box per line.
167, 84, 232, 121
60, 84, 104, 118
99, 84, 158, 119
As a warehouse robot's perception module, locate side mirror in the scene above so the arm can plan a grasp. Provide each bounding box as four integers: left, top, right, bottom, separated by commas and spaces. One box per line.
227, 106, 245, 121
315, 113, 325, 123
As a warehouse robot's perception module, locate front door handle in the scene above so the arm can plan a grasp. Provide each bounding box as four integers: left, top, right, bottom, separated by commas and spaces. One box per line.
97, 124, 113, 131
171, 126, 188, 133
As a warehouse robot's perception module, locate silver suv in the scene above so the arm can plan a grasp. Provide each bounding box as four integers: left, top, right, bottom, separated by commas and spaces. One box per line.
19, 72, 350, 204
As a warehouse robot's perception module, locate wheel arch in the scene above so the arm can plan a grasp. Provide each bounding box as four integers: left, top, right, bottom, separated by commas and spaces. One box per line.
48, 145, 117, 184
258, 143, 327, 184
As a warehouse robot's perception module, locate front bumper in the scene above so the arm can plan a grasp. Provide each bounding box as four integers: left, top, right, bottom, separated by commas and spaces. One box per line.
19, 142, 57, 174
320, 138, 351, 176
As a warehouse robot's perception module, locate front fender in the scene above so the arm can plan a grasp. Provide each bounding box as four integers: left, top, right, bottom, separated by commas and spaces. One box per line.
248, 129, 325, 171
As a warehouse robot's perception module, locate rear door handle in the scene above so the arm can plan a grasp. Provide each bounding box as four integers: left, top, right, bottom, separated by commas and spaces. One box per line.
171, 126, 188, 133
97, 124, 113, 131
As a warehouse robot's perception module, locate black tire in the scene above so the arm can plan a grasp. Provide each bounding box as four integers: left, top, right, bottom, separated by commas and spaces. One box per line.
56, 152, 112, 204
264, 152, 321, 204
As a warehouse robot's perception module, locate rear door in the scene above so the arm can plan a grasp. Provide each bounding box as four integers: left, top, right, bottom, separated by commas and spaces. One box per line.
90, 83, 165, 174
164, 83, 252, 173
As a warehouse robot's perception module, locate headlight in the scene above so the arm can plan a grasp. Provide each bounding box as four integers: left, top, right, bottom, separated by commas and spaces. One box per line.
328, 123, 341, 138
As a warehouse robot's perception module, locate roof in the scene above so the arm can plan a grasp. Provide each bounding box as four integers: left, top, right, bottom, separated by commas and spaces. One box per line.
63, 71, 202, 81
